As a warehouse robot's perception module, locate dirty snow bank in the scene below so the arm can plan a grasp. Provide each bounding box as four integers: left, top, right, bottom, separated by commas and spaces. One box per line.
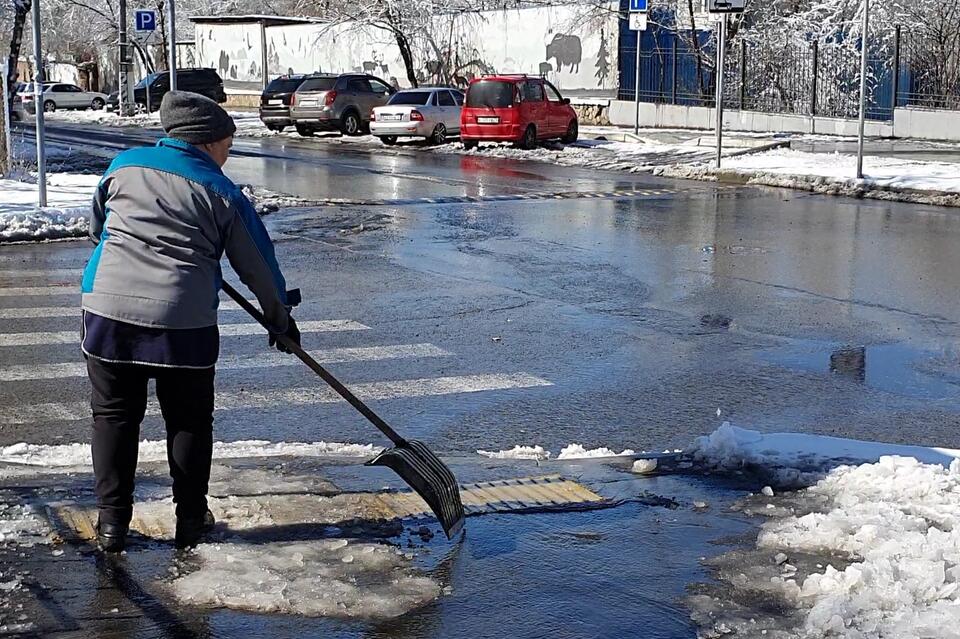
477, 445, 551, 460
0, 439, 382, 469
657, 148, 960, 206
0, 174, 100, 241
0, 174, 305, 242
692, 422, 960, 480
700, 456, 960, 638
438, 139, 714, 172
170, 539, 441, 618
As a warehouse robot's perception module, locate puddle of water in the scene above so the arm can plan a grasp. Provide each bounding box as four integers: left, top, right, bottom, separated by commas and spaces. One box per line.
756, 339, 960, 405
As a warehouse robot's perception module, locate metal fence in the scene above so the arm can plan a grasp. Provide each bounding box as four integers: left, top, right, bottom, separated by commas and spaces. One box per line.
618, 24, 960, 122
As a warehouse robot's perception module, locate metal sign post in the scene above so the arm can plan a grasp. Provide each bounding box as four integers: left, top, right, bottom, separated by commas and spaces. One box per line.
1, 61, 12, 174
714, 14, 725, 168
705, 0, 744, 169
30, 0, 47, 207
168, 0, 177, 91
629, 0, 648, 135
856, 0, 869, 179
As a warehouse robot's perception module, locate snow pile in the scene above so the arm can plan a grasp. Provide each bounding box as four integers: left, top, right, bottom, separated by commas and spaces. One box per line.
45, 110, 160, 128
476, 443, 636, 461
0, 439, 382, 468
755, 456, 960, 637
556, 444, 636, 460
658, 148, 960, 206
0, 174, 100, 242
439, 139, 714, 172
693, 422, 960, 480
170, 539, 441, 618
476, 445, 551, 460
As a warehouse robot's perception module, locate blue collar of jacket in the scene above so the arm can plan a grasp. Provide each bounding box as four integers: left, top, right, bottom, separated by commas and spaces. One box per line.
157, 137, 223, 174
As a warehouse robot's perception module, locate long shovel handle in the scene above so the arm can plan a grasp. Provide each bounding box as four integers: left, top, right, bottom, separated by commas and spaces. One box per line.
221, 282, 407, 447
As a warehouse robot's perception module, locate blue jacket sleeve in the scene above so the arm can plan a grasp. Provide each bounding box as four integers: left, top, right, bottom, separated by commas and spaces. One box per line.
222, 193, 290, 333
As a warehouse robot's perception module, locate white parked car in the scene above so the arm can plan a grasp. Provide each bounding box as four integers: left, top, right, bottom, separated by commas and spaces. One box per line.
370, 87, 463, 145
21, 82, 108, 113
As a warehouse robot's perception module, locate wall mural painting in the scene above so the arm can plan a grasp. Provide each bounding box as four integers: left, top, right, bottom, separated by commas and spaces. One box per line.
196, 2, 618, 96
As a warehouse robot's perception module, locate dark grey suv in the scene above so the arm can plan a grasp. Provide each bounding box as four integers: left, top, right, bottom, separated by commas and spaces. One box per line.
289, 73, 395, 136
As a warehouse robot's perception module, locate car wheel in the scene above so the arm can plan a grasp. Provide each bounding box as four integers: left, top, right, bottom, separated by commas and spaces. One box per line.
561, 120, 579, 144
430, 123, 447, 145
92, 98, 105, 110
380, 135, 398, 146
517, 125, 537, 150
295, 124, 313, 137
462, 139, 478, 150
43, 100, 56, 113
340, 111, 361, 136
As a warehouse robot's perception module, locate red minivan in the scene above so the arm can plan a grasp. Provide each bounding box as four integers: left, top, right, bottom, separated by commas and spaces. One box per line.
460, 74, 579, 150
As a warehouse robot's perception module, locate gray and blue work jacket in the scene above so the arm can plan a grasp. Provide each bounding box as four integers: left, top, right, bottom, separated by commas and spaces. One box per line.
80, 138, 290, 368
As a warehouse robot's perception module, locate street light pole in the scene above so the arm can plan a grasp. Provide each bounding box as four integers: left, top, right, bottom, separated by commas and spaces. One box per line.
714, 14, 726, 169
856, 0, 869, 179
168, 0, 177, 91
30, 0, 47, 207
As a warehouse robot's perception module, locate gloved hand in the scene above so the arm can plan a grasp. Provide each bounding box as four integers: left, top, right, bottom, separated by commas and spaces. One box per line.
269, 315, 300, 354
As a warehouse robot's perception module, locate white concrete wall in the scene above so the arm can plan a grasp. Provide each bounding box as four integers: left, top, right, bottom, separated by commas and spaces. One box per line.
894, 108, 960, 142
195, 2, 618, 95
609, 100, 895, 137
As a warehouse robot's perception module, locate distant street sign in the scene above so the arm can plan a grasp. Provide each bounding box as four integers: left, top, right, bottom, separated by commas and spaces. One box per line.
134, 9, 156, 32
629, 13, 648, 30
629, 0, 649, 12
705, 0, 745, 12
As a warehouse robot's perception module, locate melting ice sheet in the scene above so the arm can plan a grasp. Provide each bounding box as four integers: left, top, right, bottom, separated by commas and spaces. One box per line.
169, 539, 441, 619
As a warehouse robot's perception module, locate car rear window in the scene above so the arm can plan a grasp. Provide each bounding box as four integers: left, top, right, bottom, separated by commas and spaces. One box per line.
466, 81, 514, 108
266, 78, 304, 93
388, 92, 431, 106
299, 77, 336, 92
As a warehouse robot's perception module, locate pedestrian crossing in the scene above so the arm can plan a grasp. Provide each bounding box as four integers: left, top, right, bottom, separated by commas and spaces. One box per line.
0, 266, 553, 430
0, 320, 370, 347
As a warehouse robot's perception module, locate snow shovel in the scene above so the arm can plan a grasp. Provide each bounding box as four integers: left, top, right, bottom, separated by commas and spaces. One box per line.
221, 282, 466, 539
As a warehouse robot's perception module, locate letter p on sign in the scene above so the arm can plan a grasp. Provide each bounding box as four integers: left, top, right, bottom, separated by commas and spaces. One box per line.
135, 10, 157, 32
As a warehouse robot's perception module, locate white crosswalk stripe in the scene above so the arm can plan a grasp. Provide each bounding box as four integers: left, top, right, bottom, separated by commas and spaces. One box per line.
0, 320, 370, 346
0, 301, 256, 319
0, 269, 82, 277
0, 344, 449, 381
0, 373, 553, 424
0, 286, 77, 297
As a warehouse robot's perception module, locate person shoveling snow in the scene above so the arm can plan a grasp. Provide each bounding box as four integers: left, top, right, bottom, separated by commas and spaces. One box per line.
80, 91, 301, 552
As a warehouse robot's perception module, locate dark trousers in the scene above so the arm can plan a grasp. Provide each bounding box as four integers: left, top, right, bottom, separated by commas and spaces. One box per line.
87, 357, 215, 526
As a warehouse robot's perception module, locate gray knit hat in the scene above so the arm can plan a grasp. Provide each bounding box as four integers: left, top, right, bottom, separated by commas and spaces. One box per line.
160, 91, 236, 145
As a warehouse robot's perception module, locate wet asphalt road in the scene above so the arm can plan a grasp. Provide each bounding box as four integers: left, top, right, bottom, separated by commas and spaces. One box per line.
1, 125, 960, 638
2, 124, 960, 456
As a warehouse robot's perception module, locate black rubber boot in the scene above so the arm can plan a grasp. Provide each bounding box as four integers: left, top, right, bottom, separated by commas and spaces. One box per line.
96, 519, 128, 553
175, 509, 215, 549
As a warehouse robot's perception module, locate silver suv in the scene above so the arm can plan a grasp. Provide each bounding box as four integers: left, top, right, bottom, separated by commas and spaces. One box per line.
289, 73, 395, 136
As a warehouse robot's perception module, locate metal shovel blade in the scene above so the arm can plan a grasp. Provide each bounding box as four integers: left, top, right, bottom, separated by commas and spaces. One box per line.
367, 440, 465, 539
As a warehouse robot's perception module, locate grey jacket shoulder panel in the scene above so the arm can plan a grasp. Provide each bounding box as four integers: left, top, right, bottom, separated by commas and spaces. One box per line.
81, 139, 289, 332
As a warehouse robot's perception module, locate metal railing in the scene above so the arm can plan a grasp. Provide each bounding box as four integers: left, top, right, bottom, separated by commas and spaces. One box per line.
618, 25, 960, 121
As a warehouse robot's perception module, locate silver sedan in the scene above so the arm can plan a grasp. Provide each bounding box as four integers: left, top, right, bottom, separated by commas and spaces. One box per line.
370, 88, 463, 145
22, 83, 108, 113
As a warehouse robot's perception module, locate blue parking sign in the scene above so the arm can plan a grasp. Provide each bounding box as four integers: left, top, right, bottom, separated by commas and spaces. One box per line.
629, 0, 648, 11
135, 9, 156, 32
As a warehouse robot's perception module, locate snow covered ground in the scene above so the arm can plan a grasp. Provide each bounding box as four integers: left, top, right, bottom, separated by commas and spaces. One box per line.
689, 423, 960, 638
659, 148, 960, 206
0, 174, 100, 242
476, 443, 635, 460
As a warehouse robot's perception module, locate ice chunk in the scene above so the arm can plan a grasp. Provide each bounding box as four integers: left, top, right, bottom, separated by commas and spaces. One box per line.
631, 459, 658, 474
